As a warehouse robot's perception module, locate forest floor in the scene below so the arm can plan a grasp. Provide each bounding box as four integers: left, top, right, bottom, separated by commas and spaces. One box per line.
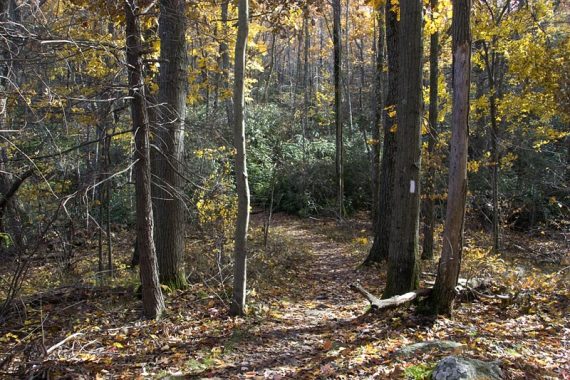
0, 214, 568, 379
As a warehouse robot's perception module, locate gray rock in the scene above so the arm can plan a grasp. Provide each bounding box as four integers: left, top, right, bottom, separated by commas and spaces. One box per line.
432, 356, 502, 380
396, 340, 465, 357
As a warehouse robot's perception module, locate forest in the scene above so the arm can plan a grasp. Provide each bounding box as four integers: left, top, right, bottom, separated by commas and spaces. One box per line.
0, 0, 568, 378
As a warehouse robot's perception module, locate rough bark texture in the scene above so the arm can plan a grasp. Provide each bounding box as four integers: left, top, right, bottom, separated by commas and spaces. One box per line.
384, 0, 422, 298
154, 0, 188, 289
365, 3, 394, 264
125, 0, 165, 319
365, 2, 398, 264
370, 5, 385, 231
333, 0, 344, 218
422, 0, 440, 260
429, 0, 471, 315
230, 0, 250, 317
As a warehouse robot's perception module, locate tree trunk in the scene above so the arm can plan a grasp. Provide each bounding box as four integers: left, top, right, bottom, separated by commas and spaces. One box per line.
384, 0, 422, 298
428, 0, 471, 315
364, 1, 398, 264
154, 0, 188, 289
370, 4, 385, 232
481, 42, 501, 252
230, 0, 250, 317
125, 0, 165, 319
421, 0, 439, 260
263, 32, 276, 103
490, 92, 500, 252
333, 0, 344, 218
302, 11, 310, 161
220, 0, 233, 128
344, 0, 354, 139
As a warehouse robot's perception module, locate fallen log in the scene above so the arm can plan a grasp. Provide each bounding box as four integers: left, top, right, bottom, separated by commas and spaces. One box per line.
350, 283, 431, 310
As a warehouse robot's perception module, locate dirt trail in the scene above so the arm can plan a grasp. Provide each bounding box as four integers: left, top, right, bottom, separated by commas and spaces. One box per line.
208, 216, 374, 379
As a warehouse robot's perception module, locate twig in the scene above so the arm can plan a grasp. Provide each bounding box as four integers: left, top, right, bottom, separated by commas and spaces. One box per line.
46, 332, 83, 355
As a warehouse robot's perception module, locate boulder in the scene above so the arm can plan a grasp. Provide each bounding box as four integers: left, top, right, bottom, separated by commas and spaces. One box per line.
432, 356, 502, 380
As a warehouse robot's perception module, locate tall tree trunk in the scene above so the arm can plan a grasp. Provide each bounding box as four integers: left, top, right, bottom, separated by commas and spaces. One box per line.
428, 0, 471, 315
154, 0, 188, 289
364, 1, 398, 264
125, 0, 165, 319
384, 0, 422, 298
301, 11, 310, 160
370, 4, 385, 232
230, 0, 250, 317
421, 0, 440, 260
490, 91, 500, 251
344, 0, 354, 139
333, 0, 344, 218
481, 41, 501, 252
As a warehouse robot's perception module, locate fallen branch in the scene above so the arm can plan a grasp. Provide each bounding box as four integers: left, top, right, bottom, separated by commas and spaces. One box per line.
46, 332, 83, 355
350, 283, 431, 310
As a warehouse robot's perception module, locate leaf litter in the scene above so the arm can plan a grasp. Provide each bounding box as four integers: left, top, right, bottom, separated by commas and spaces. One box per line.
0, 214, 567, 379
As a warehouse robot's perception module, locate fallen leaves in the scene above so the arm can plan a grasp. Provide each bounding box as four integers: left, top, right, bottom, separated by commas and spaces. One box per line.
0, 214, 567, 379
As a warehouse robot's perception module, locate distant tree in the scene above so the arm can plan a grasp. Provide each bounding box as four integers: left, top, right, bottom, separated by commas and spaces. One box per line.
154, 0, 188, 289
422, 0, 440, 260
125, 0, 165, 319
384, 0, 422, 297
230, 0, 251, 316
428, 0, 471, 315
370, 3, 385, 233
333, 0, 344, 218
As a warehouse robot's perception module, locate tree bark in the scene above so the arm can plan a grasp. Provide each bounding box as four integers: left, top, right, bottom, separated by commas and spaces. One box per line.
422, 0, 440, 260
370, 5, 385, 230
384, 0, 422, 298
154, 0, 188, 289
125, 0, 165, 319
490, 90, 500, 251
428, 0, 471, 315
333, 0, 344, 218
365, 1, 398, 265
263, 32, 276, 103
230, 0, 250, 317
344, 0, 354, 139
302, 11, 310, 161
220, 0, 233, 127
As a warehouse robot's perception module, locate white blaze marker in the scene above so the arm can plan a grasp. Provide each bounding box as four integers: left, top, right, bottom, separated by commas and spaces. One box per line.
410, 180, 416, 194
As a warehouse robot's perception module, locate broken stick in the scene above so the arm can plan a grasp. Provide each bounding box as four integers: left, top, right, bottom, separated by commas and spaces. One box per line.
350, 283, 431, 310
